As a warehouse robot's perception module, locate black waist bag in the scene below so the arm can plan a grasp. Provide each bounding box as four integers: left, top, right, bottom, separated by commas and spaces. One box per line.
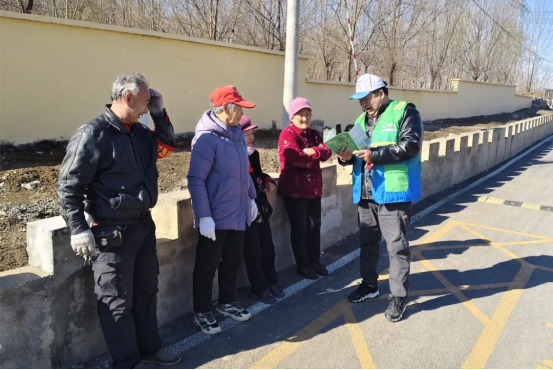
91, 224, 124, 248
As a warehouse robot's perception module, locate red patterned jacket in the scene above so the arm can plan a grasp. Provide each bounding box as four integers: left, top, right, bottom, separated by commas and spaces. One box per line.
277, 124, 332, 198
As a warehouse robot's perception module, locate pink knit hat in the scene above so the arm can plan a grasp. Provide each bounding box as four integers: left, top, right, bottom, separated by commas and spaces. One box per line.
288, 97, 312, 120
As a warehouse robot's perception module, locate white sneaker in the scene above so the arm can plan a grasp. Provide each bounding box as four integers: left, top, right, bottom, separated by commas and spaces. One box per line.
215, 302, 252, 322
193, 312, 222, 335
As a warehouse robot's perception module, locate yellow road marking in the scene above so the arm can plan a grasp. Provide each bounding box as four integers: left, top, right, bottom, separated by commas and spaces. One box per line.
522, 203, 541, 211
463, 222, 551, 240
478, 196, 505, 205
496, 240, 553, 246
412, 250, 491, 326
412, 220, 491, 325
478, 196, 551, 212
342, 304, 376, 369
252, 219, 552, 369
462, 265, 533, 369
250, 301, 345, 369
460, 224, 533, 269
538, 360, 553, 368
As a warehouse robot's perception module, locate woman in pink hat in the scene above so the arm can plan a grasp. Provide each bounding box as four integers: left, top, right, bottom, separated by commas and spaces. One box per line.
277, 97, 332, 279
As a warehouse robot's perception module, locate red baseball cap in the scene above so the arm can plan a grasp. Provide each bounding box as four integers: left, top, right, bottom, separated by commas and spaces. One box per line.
209, 86, 256, 108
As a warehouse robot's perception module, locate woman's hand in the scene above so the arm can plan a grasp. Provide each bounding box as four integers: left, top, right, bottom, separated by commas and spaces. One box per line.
303, 148, 316, 157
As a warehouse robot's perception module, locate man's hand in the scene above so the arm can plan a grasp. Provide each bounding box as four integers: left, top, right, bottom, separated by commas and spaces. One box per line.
337, 148, 353, 162
148, 88, 164, 114
303, 148, 316, 157
199, 217, 216, 241
71, 229, 96, 257
353, 149, 373, 163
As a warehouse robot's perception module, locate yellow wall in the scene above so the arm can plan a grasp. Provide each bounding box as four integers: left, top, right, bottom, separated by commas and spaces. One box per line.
0, 12, 532, 144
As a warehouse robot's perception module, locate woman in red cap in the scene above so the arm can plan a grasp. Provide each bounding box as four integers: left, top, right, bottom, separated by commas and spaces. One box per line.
278, 97, 332, 279
240, 115, 285, 304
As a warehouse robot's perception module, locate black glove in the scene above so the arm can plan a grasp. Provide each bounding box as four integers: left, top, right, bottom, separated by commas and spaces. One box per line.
148, 88, 164, 115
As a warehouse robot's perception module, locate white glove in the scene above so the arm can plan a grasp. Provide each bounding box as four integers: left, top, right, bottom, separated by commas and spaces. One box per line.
250, 199, 258, 221
199, 217, 216, 241
71, 229, 96, 257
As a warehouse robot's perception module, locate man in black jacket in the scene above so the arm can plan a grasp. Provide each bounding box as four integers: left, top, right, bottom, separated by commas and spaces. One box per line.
337, 73, 423, 322
57, 72, 180, 368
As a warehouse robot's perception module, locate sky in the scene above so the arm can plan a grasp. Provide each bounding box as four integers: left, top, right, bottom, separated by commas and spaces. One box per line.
527, 0, 553, 65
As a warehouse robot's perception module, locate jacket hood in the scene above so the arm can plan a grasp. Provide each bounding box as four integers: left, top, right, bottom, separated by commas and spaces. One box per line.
193, 110, 243, 147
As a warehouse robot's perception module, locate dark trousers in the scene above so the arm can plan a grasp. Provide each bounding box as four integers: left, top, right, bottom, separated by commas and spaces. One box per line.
243, 221, 278, 295
283, 197, 322, 269
92, 219, 162, 369
192, 229, 244, 313
358, 199, 411, 297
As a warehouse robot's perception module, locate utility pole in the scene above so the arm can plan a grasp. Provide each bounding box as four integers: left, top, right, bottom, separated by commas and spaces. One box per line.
282, 0, 299, 128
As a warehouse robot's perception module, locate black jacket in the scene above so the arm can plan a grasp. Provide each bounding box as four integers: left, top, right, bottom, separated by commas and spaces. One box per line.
249, 149, 275, 221
57, 106, 175, 235
339, 100, 424, 199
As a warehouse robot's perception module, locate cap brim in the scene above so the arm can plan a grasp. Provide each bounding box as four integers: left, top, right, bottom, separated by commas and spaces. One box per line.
349, 91, 371, 100
243, 124, 259, 131
235, 100, 256, 109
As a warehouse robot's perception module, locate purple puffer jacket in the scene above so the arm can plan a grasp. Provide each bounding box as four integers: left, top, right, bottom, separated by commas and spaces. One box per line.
187, 110, 256, 231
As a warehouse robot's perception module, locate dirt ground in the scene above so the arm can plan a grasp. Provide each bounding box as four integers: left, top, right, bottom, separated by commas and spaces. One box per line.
1, 102, 551, 272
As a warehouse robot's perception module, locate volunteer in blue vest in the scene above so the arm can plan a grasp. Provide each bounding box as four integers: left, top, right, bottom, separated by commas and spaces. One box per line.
336, 74, 423, 322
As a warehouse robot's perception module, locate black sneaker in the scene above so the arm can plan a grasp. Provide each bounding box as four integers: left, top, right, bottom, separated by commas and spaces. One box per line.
348, 282, 379, 303
216, 302, 252, 322
269, 283, 285, 298
297, 266, 318, 280
141, 348, 182, 366
385, 295, 407, 322
313, 262, 329, 276
252, 289, 277, 304
193, 311, 222, 335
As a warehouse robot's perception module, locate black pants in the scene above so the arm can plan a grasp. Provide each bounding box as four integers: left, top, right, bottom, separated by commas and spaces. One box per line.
358, 199, 411, 297
192, 229, 244, 313
92, 219, 162, 369
243, 220, 278, 295
283, 197, 322, 269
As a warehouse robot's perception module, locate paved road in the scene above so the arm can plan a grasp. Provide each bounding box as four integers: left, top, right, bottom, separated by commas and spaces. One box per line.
101, 138, 553, 369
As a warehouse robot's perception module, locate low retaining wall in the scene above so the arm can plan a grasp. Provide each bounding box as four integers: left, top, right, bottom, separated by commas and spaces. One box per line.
1, 114, 552, 368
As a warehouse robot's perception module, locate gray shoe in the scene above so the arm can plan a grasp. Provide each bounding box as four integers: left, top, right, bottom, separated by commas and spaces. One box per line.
141, 348, 181, 366
252, 289, 277, 304
269, 283, 285, 298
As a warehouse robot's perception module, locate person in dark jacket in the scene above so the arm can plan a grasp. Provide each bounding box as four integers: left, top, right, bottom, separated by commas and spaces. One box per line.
240, 115, 284, 304
57, 72, 180, 369
278, 97, 332, 280
337, 73, 423, 322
